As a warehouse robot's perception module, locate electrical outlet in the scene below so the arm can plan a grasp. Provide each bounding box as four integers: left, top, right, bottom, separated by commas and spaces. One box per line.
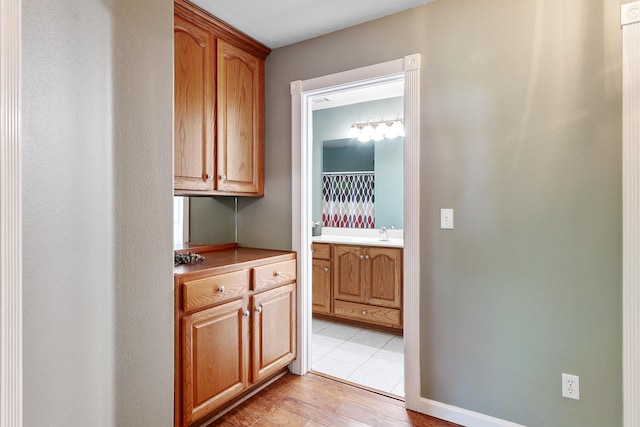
562, 373, 580, 400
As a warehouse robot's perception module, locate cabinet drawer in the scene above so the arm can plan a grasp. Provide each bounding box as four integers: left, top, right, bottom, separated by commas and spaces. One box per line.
311, 243, 330, 260
334, 300, 401, 328
183, 270, 248, 312
252, 259, 296, 291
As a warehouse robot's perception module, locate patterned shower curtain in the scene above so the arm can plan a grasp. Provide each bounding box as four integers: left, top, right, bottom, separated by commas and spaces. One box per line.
321, 172, 375, 228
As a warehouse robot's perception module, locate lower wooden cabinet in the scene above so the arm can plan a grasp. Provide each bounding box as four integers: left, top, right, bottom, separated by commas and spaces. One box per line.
181, 298, 248, 425
312, 242, 403, 331
311, 243, 332, 315
175, 247, 296, 427
311, 259, 331, 314
251, 283, 296, 382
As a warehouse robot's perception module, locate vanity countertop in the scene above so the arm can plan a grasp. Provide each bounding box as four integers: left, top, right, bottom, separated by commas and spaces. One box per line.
311, 235, 403, 248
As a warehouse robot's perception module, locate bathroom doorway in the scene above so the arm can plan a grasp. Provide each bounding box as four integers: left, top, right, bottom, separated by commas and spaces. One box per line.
290, 55, 422, 407
308, 81, 406, 397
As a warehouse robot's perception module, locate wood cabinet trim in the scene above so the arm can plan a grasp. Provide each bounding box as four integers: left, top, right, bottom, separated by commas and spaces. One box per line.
174, 1, 271, 59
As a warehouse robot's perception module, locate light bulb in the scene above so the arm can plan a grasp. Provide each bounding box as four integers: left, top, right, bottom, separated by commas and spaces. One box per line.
375, 122, 389, 140
358, 124, 373, 142
371, 123, 385, 141
390, 120, 404, 138
347, 124, 359, 139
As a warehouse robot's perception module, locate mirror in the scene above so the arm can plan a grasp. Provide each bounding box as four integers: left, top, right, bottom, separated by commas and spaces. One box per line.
312, 94, 404, 230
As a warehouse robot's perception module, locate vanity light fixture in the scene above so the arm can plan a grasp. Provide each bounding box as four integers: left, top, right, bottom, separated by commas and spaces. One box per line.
347, 116, 404, 142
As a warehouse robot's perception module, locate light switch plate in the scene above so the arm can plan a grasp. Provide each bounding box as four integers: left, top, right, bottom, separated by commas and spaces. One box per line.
441, 208, 454, 229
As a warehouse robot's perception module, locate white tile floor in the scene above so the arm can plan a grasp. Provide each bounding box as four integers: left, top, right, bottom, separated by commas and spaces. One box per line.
311, 318, 405, 397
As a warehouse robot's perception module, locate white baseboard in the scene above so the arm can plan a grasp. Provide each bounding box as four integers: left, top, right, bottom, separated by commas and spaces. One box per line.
410, 397, 527, 427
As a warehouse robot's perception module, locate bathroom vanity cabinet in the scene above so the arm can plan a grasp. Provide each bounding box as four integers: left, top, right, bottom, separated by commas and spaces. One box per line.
174, 246, 296, 427
312, 242, 403, 332
311, 243, 331, 314
174, 0, 269, 196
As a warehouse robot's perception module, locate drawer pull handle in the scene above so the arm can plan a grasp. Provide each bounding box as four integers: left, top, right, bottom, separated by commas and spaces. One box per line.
362, 311, 367, 316
324, 267, 329, 272
274, 271, 282, 278
218, 286, 225, 293
243, 310, 250, 318
255, 306, 263, 314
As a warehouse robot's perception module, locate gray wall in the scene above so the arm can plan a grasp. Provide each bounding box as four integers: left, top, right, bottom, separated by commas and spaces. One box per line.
189, 197, 237, 244
22, 0, 174, 425
242, 1, 624, 426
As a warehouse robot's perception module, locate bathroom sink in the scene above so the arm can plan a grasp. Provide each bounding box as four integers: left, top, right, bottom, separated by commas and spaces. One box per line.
311, 235, 404, 248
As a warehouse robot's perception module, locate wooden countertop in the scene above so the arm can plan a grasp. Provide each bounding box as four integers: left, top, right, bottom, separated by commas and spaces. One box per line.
174, 245, 296, 277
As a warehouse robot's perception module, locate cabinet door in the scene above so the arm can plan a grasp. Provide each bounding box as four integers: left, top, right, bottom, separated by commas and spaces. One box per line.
174, 15, 215, 192
366, 247, 402, 308
333, 245, 366, 303
312, 259, 331, 314
216, 40, 264, 195
251, 283, 296, 383
181, 298, 248, 425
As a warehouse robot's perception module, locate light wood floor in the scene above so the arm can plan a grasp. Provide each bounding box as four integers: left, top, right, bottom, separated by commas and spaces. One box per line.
210, 373, 461, 427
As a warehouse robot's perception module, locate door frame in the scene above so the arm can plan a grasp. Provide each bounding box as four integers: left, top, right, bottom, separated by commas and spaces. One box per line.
622, 2, 640, 425
289, 54, 422, 409
1, 0, 23, 426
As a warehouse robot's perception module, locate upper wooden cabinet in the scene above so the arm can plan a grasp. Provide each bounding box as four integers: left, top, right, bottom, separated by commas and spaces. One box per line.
174, 15, 215, 192
217, 40, 264, 194
174, 1, 270, 196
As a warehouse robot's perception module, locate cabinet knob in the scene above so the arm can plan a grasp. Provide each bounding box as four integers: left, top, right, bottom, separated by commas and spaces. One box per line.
360, 255, 364, 259
362, 311, 367, 316
255, 306, 263, 314
218, 286, 225, 293
365, 255, 370, 260
274, 271, 282, 278
219, 174, 227, 181
206, 173, 213, 181
323, 267, 329, 272
243, 310, 250, 318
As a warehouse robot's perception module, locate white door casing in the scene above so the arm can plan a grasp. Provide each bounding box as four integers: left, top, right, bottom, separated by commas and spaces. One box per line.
0, 0, 23, 426
622, 2, 640, 426
289, 54, 422, 407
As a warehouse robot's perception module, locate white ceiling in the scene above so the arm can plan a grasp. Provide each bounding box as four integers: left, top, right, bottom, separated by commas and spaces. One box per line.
188, 0, 436, 49
311, 80, 404, 111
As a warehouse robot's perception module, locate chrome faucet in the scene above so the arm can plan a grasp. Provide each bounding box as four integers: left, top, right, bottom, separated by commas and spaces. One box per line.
379, 226, 388, 241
